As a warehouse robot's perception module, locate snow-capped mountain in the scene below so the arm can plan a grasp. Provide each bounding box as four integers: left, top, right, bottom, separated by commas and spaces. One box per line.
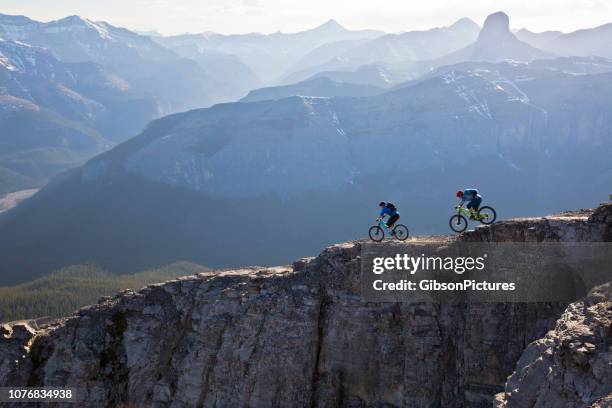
0, 14, 175, 64
0, 13, 249, 113
0, 38, 59, 74
2, 58, 611, 280
10, 13, 260, 103
0, 38, 160, 193
0, 14, 41, 40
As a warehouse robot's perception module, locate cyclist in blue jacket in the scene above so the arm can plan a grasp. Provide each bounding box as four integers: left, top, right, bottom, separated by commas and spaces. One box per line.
456, 189, 482, 219
377, 202, 400, 232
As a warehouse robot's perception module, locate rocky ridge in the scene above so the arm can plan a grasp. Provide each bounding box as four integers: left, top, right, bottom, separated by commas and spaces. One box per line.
1, 203, 611, 407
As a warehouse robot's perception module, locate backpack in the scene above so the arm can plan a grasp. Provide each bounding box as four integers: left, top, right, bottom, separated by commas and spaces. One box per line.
385, 202, 397, 212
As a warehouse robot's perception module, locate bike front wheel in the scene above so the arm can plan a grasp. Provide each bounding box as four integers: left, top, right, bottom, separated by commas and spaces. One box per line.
369, 225, 385, 242
393, 224, 409, 241
478, 206, 497, 225
449, 214, 468, 233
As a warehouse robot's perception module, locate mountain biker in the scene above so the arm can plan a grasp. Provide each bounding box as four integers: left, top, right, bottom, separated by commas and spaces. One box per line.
456, 189, 482, 219
377, 202, 400, 233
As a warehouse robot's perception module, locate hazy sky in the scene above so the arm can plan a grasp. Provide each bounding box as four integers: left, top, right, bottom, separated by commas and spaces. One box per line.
1, 0, 611, 35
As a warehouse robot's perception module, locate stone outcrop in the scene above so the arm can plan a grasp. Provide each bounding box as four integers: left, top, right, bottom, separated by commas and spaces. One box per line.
495, 282, 612, 408
1, 204, 611, 407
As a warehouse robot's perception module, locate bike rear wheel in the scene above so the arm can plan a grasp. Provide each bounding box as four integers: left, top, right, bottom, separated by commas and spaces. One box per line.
478, 206, 497, 225
369, 225, 385, 242
449, 214, 468, 233
393, 224, 409, 241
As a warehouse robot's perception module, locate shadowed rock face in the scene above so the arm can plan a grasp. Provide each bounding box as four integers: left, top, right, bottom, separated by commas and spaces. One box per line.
0, 204, 610, 407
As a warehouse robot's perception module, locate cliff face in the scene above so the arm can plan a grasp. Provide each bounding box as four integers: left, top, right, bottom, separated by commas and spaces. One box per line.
1, 204, 611, 407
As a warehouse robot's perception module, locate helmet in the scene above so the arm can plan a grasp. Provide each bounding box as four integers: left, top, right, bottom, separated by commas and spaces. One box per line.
456, 190, 464, 198
379, 201, 386, 207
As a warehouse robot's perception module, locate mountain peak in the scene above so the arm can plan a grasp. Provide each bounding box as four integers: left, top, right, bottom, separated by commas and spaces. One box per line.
53, 15, 104, 29
49, 15, 112, 39
58, 15, 88, 24
480, 11, 511, 37
469, 11, 551, 62
449, 17, 479, 31
315, 19, 345, 32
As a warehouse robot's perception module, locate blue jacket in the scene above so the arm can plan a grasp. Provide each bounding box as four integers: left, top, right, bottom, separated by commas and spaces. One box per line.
380, 206, 399, 217
461, 189, 480, 202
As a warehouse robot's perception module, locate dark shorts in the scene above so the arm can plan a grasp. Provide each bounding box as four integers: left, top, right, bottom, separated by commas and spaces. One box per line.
387, 214, 400, 227
467, 196, 482, 210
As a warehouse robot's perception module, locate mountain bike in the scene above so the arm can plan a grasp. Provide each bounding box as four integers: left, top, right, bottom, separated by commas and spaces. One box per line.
369, 219, 409, 241
449, 205, 497, 233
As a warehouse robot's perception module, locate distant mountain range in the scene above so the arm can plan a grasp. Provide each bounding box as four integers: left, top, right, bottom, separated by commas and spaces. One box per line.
0, 14, 391, 193
0, 14, 175, 63
0, 13, 261, 192
427, 12, 554, 70
279, 13, 612, 89
238, 11, 606, 103
513, 22, 612, 59
155, 20, 384, 84
281, 18, 481, 85
0, 13, 246, 111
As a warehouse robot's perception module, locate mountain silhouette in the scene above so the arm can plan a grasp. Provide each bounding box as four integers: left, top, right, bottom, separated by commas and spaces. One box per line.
433, 12, 553, 66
